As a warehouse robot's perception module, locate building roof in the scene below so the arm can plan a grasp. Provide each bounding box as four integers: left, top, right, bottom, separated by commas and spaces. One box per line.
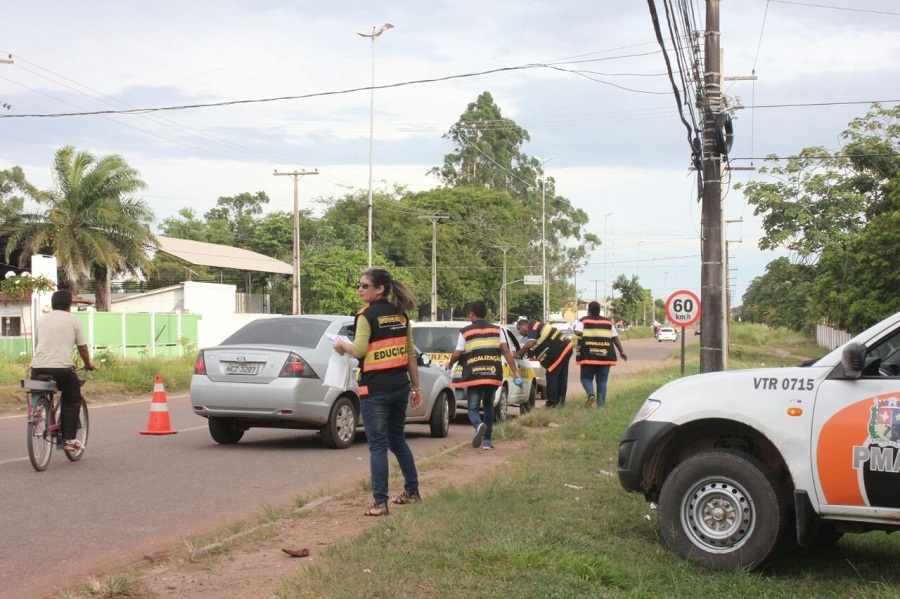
155, 236, 292, 275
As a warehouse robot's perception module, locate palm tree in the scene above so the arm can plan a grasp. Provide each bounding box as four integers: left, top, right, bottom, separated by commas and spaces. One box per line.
4, 146, 157, 311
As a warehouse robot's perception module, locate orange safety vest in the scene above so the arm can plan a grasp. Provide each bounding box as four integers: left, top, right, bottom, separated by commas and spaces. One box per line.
357, 300, 410, 398
527, 321, 573, 373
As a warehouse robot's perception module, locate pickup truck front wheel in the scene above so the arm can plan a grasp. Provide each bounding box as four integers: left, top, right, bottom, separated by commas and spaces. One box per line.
658, 449, 788, 571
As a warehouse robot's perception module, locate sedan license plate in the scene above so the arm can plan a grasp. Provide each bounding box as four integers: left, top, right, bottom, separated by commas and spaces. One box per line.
224, 362, 260, 375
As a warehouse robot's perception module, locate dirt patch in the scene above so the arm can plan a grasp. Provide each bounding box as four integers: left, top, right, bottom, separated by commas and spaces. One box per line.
136, 431, 540, 599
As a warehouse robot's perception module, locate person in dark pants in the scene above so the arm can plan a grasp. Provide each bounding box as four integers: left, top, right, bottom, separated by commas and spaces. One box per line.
30, 290, 96, 452
333, 268, 422, 516
573, 301, 627, 407
445, 301, 521, 450
514, 318, 573, 408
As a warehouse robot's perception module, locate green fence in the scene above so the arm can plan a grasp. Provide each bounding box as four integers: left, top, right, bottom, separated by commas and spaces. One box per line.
0, 312, 201, 358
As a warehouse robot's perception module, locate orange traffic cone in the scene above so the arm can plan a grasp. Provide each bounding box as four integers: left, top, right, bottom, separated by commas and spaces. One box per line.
141, 375, 178, 435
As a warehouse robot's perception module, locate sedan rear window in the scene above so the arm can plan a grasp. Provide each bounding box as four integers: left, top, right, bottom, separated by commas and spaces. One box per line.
223, 318, 331, 348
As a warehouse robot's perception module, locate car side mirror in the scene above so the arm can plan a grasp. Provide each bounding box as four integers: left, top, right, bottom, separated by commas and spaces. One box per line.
841, 342, 865, 379
419, 353, 432, 366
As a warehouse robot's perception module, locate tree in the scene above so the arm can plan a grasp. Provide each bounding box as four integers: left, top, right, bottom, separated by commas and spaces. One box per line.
3, 147, 155, 310
611, 274, 649, 325
1, 166, 48, 277
738, 104, 900, 330
429, 92, 600, 316
740, 258, 817, 330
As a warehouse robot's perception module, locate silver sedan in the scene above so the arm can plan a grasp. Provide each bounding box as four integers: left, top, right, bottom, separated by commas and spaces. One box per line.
190, 315, 455, 449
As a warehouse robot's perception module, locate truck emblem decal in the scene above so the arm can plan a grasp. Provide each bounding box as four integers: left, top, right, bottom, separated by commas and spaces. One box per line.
868, 397, 900, 444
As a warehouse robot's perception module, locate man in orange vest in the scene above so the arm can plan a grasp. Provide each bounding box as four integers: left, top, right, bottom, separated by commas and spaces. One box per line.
514, 317, 573, 408
573, 301, 627, 407
445, 301, 521, 449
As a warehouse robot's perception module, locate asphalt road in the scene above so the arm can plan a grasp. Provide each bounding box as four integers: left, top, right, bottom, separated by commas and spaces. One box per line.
0, 334, 693, 599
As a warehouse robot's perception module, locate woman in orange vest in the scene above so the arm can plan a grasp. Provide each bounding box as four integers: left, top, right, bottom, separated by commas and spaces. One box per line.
573, 301, 627, 407
333, 268, 422, 516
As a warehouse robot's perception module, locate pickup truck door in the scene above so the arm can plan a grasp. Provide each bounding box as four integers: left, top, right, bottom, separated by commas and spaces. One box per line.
811, 325, 900, 514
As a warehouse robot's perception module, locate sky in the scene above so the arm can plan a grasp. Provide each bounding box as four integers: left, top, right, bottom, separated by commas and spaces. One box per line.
1, 1, 898, 307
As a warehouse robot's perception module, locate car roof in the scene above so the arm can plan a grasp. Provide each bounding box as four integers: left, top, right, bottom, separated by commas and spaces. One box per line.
412, 321, 470, 329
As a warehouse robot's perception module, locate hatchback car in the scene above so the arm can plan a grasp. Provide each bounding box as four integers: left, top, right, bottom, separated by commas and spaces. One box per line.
190, 315, 456, 449
657, 326, 678, 342
411, 321, 538, 420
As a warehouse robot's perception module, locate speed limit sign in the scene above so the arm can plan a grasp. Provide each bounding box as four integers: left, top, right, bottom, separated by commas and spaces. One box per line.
665, 290, 701, 328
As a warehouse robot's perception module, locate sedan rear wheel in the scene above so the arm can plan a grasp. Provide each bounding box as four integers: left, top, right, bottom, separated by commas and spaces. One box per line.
322, 395, 358, 449
208, 417, 244, 444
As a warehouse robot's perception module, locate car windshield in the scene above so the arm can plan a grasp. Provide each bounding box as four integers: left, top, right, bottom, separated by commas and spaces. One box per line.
222, 317, 331, 348
412, 327, 460, 353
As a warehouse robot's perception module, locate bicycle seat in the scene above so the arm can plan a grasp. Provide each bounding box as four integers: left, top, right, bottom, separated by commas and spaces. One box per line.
21, 379, 57, 391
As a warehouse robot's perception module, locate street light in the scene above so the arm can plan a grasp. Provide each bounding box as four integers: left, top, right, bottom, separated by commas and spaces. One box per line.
637, 240, 644, 325
535, 155, 553, 323
603, 212, 612, 303
358, 22, 394, 267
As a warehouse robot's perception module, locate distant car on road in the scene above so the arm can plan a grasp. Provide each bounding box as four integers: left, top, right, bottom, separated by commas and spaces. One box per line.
190, 315, 455, 449
657, 327, 678, 342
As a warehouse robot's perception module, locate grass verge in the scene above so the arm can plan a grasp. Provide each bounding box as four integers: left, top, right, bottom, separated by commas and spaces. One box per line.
271, 360, 900, 598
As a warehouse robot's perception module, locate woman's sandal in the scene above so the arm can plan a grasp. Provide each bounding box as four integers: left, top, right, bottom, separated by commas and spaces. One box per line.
392, 491, 421, 505
364, 501, 389, 516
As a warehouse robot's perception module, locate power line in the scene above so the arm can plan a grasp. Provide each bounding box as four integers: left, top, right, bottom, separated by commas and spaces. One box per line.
766, 0, 900, 17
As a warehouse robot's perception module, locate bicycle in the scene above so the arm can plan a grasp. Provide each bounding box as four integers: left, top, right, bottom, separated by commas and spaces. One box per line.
23, 370, 89, 472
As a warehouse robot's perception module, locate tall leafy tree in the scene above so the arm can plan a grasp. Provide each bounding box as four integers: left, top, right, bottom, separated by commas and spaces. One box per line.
739, 104, 899, 330
3, 147, 155, 310
1, 167, 49, 276
429, 91, 599, 316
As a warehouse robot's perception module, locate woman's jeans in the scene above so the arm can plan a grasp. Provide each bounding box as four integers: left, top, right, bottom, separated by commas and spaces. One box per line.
361, 385, 419, 504
580, 364, 612, 406
466, 385, 495, 441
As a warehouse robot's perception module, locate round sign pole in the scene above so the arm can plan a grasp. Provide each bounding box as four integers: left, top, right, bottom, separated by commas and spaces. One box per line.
665, 290, 701, 374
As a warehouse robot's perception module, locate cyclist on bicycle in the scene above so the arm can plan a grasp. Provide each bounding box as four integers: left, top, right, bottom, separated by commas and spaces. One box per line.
30, 289, 95, 452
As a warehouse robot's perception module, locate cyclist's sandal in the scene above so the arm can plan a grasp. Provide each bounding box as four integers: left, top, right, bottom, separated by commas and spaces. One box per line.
365, 501, 389, 516
64, 439, 85, 452
392, 491, 421, 504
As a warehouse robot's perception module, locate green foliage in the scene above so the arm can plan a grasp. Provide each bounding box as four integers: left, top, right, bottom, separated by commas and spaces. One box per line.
739, 104, 900, 331
610, 274, 652, 325
2, 146, 155, 311
0, 273, 55, 299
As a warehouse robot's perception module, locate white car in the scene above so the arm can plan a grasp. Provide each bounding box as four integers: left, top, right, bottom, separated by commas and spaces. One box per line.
657, 327, 677, 342
411, 321, 539, 420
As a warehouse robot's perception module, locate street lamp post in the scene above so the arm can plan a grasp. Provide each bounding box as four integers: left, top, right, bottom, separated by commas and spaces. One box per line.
358, 23, 394, 268
637, 240, 644, 325
536, 156, 553, 323
494, 245, 513, 324
603, 212, 612, 303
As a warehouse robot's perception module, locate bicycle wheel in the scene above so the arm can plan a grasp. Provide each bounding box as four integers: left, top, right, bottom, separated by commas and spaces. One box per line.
27, 396, 53, 471
65, 399, 89, 462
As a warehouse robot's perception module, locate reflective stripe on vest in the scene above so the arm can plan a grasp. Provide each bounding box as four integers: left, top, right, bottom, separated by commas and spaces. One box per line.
363, 335, 408, 371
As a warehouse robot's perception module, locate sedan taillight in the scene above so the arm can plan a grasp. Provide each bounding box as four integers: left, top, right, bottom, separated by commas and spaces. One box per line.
194, 351, 206, 375
279, 353, 316, 378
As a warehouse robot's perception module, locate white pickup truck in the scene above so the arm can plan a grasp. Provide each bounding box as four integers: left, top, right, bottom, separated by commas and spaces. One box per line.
618, 311, 900, 570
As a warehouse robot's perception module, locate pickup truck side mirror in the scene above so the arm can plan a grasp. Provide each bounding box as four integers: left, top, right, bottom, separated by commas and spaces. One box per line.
841, 342, 865, 379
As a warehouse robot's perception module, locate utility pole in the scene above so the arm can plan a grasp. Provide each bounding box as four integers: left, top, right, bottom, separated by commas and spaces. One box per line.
494, 245, 514, 324
700, 0, 725, 373
420, 215, 448, 321
273, 169, 318, 315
